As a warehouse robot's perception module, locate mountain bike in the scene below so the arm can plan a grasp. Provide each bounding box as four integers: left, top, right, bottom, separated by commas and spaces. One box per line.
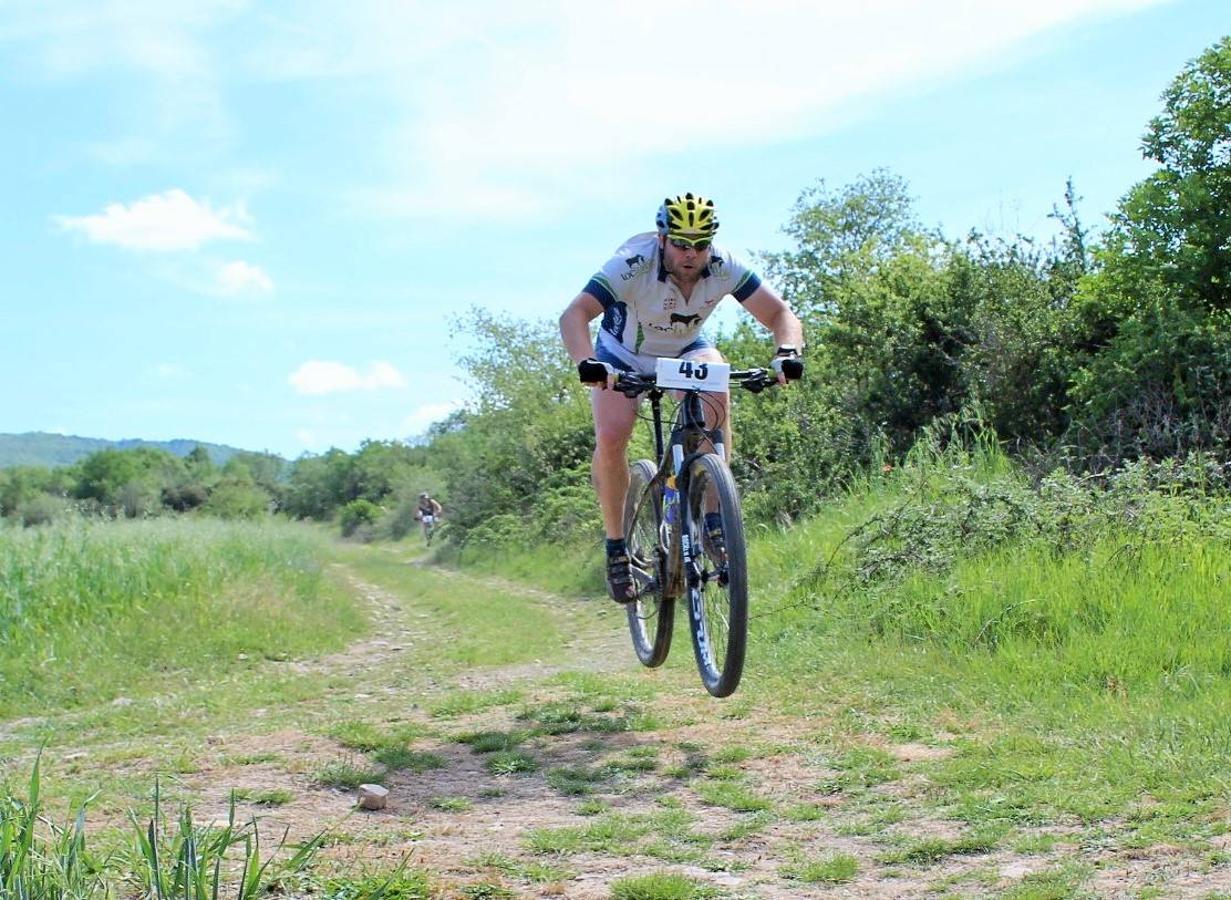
583, 356, 801, 697
417, 513, 437, 545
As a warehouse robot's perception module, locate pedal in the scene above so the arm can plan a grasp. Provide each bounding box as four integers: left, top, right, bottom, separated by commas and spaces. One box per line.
629, 565, 658, 596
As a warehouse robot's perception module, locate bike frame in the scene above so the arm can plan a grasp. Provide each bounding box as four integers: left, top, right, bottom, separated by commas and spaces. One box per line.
637, 388, 723, 596
625, 365, 783, 600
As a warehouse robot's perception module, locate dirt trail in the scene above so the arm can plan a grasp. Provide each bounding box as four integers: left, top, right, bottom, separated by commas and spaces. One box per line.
113, 563, 1231, 897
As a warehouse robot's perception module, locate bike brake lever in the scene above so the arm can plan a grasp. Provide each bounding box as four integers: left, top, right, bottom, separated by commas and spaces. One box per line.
738, 369, 772, 394
615, 377, 649, 398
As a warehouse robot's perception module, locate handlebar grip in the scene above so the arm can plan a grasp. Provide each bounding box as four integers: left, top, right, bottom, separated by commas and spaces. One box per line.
780, 358, 804, 381
578, 360, 611, 384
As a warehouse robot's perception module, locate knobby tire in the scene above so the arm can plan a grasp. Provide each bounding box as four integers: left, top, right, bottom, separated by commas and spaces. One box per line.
682, 452, 747, 697
623, 459, 674, 667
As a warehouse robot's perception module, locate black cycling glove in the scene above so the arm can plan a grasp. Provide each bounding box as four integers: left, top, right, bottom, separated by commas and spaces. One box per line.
578, 358, 615, 384
771, 345, 804, 381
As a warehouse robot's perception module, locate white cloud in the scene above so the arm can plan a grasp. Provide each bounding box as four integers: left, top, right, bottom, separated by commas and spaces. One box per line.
216, 260, 274, 296
288, 360, 408, 395
15, 0, 1172, 224
55, 189, 252, 251
273, 0, 1170, 221
401, 400, 462, 436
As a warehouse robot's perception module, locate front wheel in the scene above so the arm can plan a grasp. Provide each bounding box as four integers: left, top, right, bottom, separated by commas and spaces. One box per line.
681, 453, 747, 697
623, 459, 674, 667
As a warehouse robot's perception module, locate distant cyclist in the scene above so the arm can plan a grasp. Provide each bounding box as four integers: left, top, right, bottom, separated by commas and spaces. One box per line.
415, 492, 443, 543
559, 193, 804, 603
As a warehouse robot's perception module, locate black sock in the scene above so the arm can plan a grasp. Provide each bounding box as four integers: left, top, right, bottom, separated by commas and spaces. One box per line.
704, 512, 723, 532
606, 538, 627, 558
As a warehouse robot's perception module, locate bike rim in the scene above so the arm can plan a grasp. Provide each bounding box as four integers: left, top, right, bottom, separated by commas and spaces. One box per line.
686, 467, 736, 679
628, 489, 664, 624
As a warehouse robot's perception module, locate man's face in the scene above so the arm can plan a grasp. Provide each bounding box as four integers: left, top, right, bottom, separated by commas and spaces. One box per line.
660, 235, 711, 280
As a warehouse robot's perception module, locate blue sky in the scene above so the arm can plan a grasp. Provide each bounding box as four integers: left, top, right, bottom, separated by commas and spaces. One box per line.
2, 0, 1225, 459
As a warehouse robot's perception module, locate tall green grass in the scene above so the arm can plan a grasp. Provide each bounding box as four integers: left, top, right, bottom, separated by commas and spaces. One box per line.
0, 518, 365, 717
1, 758, 321, 898
774, 442, 1231, 694
742, 441, 1231, 823
880, 537, 1231, 687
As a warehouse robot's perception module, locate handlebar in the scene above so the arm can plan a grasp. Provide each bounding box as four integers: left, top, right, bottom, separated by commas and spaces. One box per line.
579, 360, 802, 398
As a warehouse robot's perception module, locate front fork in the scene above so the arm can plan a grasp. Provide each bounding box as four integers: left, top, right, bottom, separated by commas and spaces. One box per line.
662, 429, 726, 596
662, 443, 686, 597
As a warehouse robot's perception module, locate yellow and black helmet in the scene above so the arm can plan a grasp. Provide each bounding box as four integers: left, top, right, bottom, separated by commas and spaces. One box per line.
655, 193, 719, 239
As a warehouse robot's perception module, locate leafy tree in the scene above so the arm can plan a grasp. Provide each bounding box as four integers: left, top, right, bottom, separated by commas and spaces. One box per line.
757, 174, 975, 452
162, 481, 210, 512
348, 440, 422, 504
760, 169, 924, 319
1098, 36, 1231, 314
225, 451, 284, 489
1068, 36, 1231, 462
434, 308, 595, 540
74, 447, 185, 513
203, 475, 271, 519
954, 228, 1085, 445
185, 445, 214, 477
1, 467, 53, 517
283, 449, 353, 519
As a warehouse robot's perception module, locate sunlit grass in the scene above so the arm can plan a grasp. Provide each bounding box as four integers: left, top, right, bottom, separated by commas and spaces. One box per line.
461, 441, 1231, 845
0, 518, 364, 717
332, 544, 566, 668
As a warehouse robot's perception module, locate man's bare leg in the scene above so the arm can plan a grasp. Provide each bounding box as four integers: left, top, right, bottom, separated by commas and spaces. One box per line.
591, 387, 640, 538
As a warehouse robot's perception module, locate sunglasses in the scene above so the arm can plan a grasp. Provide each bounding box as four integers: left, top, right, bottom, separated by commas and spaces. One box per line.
668, 237, 711, 251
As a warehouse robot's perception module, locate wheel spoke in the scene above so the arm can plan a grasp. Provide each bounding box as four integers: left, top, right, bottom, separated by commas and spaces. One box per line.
684, 453, 747, 697
623, 459, 674, 667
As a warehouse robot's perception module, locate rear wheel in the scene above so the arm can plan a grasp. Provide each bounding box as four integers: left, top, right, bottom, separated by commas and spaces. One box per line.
623, 459, 674, 667
681, 453, 747, 697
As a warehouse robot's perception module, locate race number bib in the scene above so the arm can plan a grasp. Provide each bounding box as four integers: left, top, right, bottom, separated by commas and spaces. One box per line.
655, 357, 731, 392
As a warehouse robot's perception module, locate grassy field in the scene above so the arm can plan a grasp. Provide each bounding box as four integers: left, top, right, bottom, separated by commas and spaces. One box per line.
0, 518, 368, 719
3, 450, 1231, 897
0, 519, 626, 897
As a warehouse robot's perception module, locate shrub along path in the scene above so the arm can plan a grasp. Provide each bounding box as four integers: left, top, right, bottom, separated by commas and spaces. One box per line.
3, 540, 1228, 899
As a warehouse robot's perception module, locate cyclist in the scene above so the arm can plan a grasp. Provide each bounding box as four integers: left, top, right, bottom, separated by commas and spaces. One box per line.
559, 193, 804, 603
415, 491, 443, 542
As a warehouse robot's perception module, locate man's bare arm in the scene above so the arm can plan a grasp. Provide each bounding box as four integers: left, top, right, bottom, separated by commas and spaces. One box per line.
742, 285, 804, 350
559, 292, 604, 364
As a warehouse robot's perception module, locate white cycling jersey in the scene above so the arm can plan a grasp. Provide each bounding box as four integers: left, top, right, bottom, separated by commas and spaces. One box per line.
582, 232, 762, 368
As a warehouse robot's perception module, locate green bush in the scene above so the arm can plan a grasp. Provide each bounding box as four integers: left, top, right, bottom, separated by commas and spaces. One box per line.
339, 499, 382, 539
1067, 304, 1231, 466
204, 478, 271, 520
15, 494, 72, 528
382, 495, 421, 541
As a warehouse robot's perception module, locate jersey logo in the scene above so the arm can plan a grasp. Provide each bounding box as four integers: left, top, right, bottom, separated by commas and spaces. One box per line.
603, 302, 629, 342
620, 253, 651, 281
670, 313, 702, 327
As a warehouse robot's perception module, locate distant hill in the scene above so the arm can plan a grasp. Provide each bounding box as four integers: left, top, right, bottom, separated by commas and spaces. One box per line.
0, 432, 266, 469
